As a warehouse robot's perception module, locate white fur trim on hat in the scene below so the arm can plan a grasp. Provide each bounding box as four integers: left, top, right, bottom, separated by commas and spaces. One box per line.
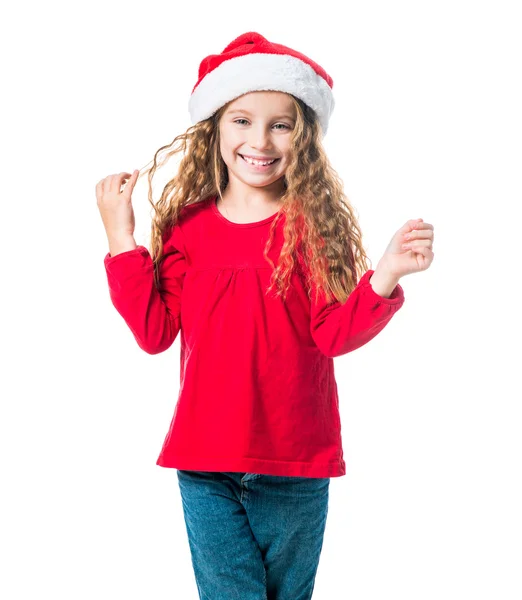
188, 53, 335, 135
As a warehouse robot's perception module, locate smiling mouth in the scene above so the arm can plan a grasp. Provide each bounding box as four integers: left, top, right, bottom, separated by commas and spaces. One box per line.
239, 154, 280, 166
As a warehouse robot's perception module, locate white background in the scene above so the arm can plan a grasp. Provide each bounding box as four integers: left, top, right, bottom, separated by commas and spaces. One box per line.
2, 0, 521, 598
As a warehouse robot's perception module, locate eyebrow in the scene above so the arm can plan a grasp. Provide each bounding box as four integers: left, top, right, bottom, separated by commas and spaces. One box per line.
227, 109, 296, 120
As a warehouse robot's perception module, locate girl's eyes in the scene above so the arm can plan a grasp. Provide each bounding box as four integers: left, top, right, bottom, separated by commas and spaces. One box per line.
233, 119, 290, 130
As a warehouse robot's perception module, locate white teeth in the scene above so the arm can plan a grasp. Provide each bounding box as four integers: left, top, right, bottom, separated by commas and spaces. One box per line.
242, 155, 276, 166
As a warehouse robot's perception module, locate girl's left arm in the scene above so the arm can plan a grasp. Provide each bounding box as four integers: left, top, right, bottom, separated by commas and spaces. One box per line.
310, 218, 434, 358
310, 269, 405, 358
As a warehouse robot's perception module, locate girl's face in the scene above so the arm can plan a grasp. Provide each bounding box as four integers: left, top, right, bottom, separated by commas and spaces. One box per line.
218, 91, 297, 192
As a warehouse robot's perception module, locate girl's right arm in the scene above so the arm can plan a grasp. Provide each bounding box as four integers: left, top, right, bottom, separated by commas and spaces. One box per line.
103, 229, 186, 354
96, 171, 186, 354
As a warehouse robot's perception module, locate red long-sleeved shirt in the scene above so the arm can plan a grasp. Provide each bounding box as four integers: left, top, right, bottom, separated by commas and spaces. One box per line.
104, 195, 405, 478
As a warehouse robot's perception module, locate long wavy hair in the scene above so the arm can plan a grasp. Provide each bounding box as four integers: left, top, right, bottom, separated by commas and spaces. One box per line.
137, 94, 371, 304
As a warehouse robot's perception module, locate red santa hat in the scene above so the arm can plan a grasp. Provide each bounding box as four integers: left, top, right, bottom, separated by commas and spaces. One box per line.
188, 32, 335, 135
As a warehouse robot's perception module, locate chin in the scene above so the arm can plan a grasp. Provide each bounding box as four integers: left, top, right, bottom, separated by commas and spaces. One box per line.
239, 176, 278, 188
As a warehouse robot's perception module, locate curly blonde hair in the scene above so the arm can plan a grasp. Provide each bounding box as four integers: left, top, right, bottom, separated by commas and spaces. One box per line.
138, 94, 371, 304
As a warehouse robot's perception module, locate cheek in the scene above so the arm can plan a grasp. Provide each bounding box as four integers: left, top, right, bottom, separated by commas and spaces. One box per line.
280, 150, 293, 166
219, 138, 237, 165
221, 129, 242, 149
278, 140, 293, 161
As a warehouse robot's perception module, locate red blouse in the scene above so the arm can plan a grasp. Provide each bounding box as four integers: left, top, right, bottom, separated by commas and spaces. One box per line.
104, 196, 405, 478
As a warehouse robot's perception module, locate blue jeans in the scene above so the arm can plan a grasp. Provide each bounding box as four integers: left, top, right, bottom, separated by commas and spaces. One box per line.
176, 470, 330, 600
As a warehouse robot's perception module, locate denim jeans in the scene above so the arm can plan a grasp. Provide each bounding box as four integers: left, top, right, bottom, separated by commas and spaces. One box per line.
176, 470, 330, 600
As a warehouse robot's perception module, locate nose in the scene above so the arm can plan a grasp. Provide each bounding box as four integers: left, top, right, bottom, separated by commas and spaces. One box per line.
249, 124, 272, 151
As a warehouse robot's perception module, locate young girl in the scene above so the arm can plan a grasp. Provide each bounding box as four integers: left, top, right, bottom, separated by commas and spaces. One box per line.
96, 32, 434, 600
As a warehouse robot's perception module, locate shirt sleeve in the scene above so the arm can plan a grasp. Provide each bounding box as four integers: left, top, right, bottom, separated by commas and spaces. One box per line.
310, 269, 405, 358
103, 224, 187, 355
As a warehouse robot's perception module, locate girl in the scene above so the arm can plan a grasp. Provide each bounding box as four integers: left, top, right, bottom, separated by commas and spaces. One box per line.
96, 32, 434, 600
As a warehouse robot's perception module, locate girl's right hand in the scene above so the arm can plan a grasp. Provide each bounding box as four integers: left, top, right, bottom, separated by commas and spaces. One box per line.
96, 170, 140, 239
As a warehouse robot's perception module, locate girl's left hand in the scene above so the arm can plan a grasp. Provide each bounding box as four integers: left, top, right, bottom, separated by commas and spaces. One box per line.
378, 218, 435, 279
